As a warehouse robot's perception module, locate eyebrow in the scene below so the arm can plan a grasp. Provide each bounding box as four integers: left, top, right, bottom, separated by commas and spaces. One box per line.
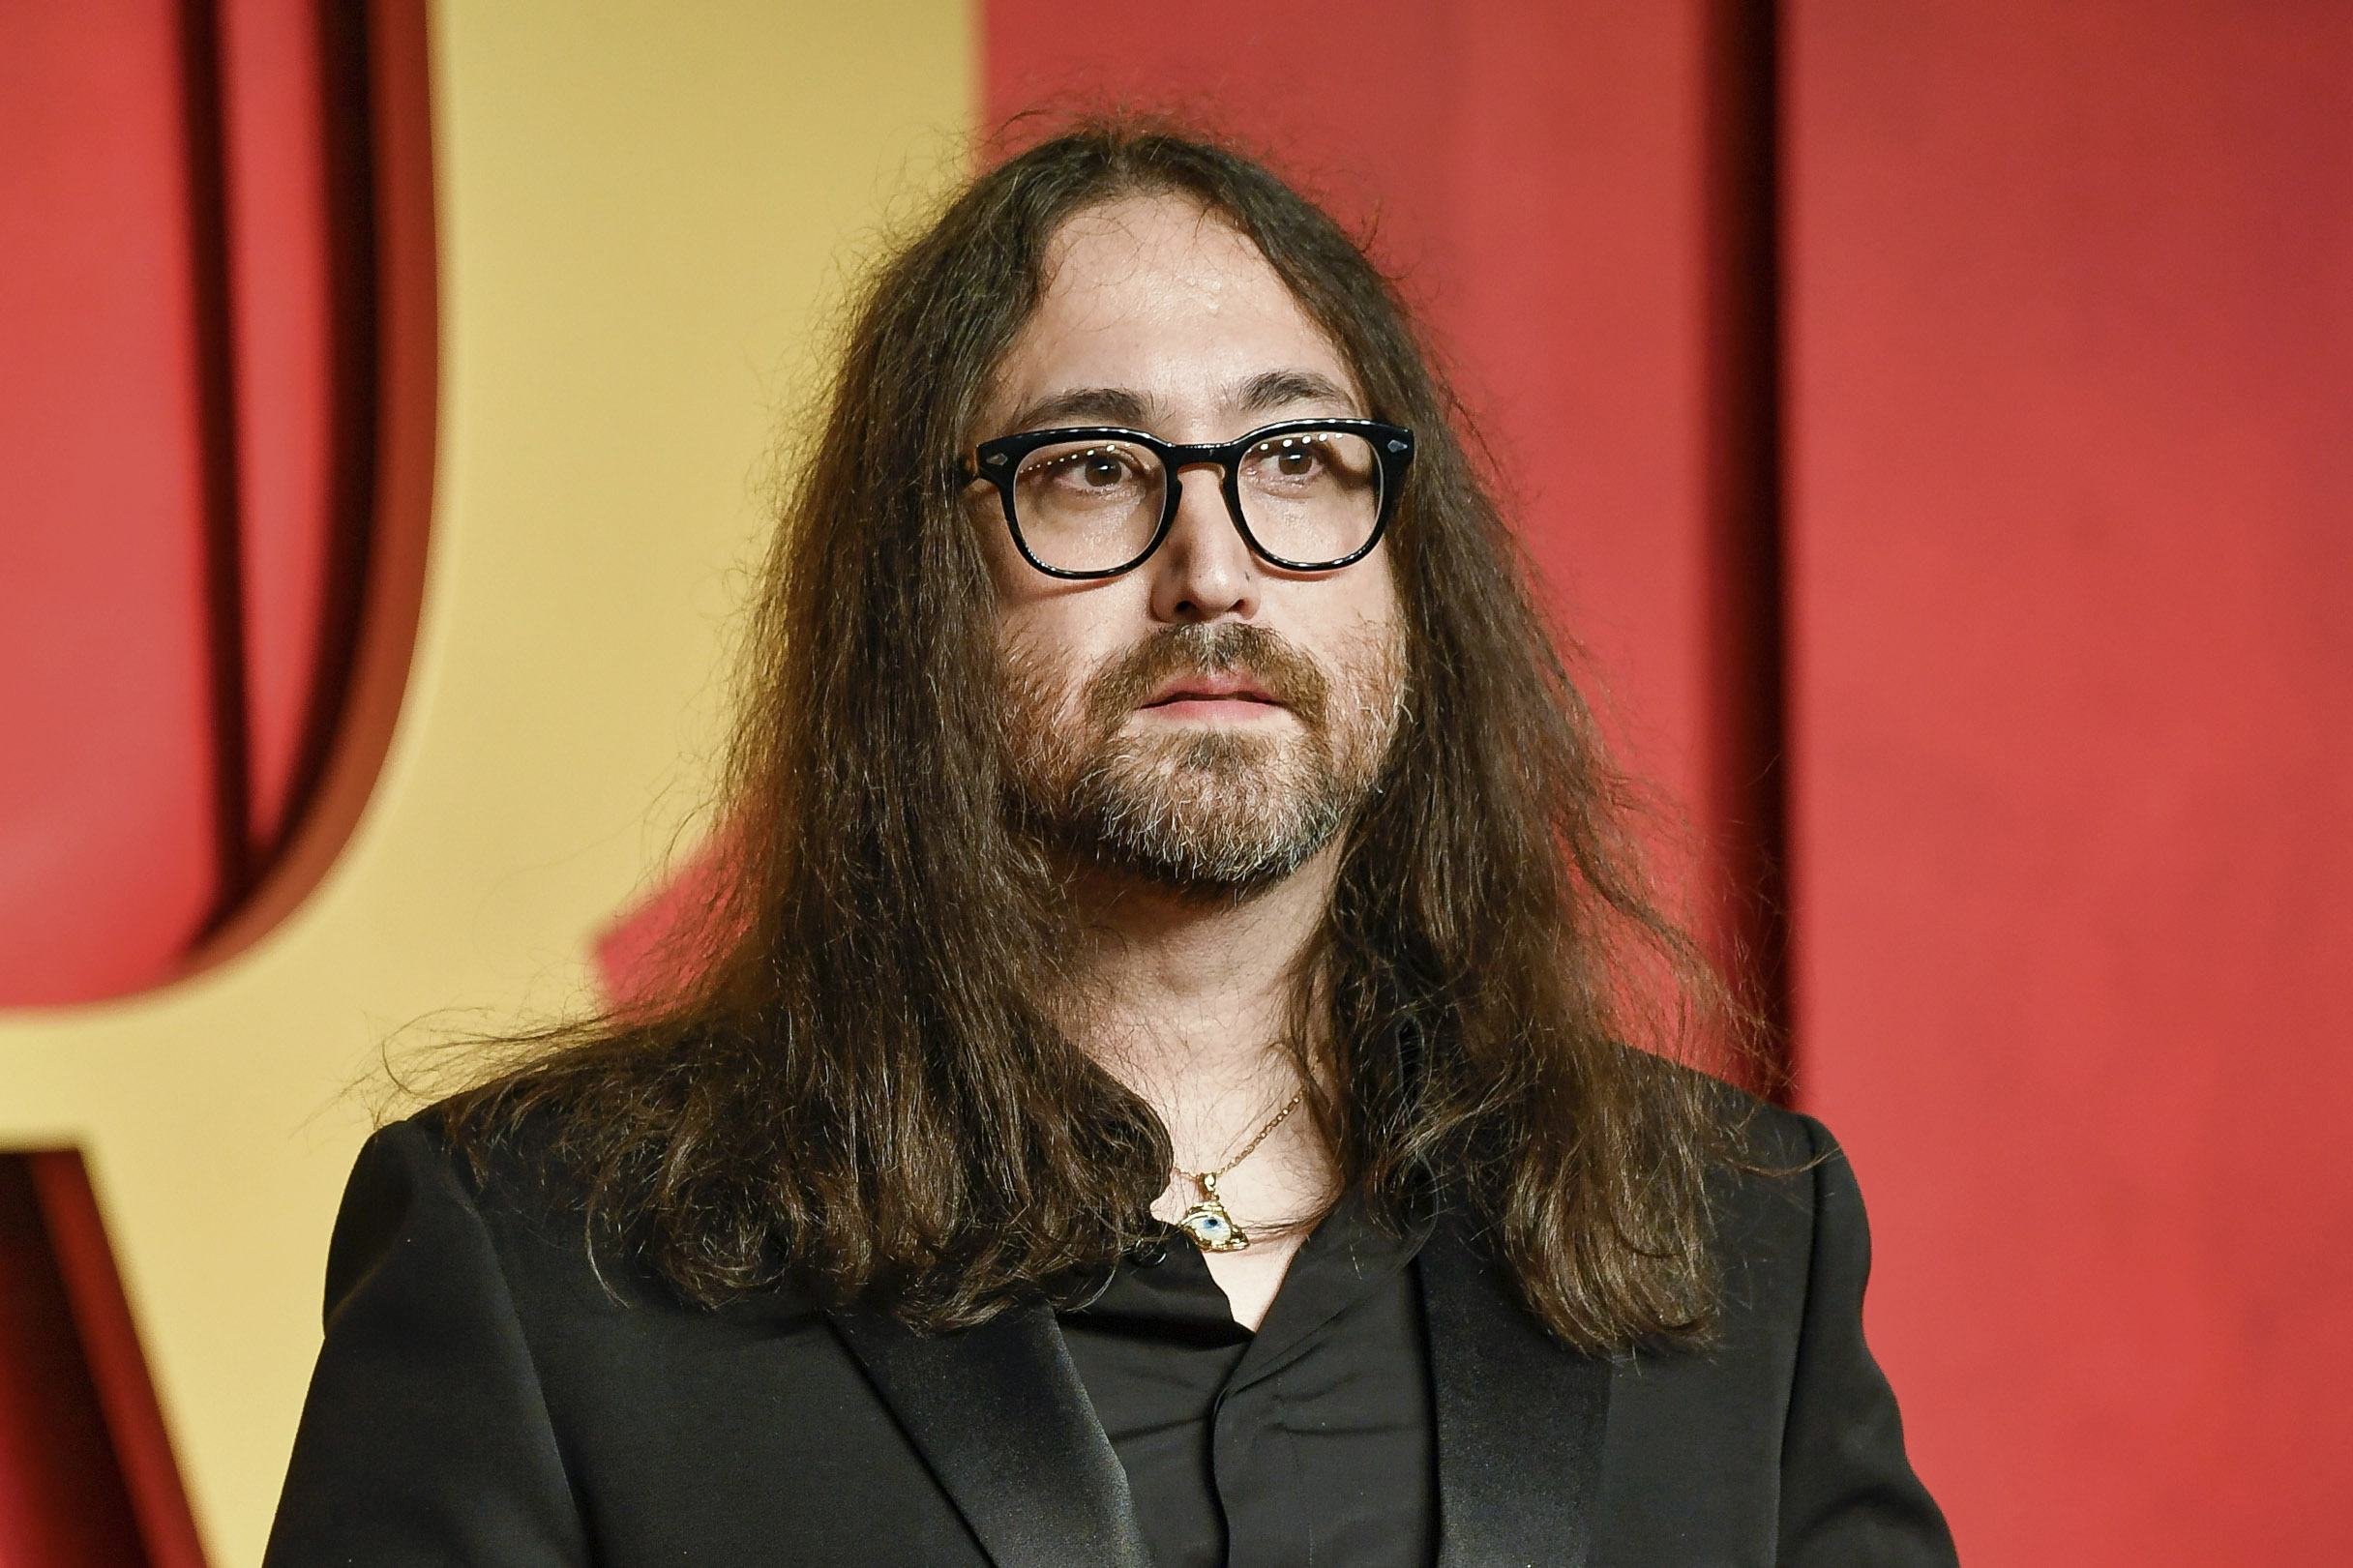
1235, 368, 1357, 416
998, 369, 1361, 438
1003, 385, 1155, 431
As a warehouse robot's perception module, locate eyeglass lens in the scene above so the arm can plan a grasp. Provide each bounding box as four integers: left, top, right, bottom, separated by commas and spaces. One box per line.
1010, 429, 1384, 574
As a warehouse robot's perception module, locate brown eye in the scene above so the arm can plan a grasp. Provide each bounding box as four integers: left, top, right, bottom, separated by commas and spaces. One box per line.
1028, 443, 1150, 497
1246, 434, 1331, 488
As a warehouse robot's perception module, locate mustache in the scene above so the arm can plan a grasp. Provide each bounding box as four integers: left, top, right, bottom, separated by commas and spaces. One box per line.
1081, 623, 1331, 733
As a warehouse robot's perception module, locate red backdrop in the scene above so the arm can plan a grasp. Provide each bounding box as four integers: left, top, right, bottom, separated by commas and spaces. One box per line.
1786, 3, 2353, 1561
989, 2, 2353, 1561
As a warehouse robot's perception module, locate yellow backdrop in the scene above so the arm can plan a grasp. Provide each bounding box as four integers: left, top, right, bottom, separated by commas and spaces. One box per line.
0, 2, 971, 1557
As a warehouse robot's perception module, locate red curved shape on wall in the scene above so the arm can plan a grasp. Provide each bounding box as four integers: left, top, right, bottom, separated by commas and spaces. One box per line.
20, 1152, 208, 1568
0, 0, 435, 1005
0, 1156, 152, 1568
186, 0, 436, 977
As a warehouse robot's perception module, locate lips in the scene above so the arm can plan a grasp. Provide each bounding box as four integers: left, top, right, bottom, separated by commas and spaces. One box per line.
1078, 623, 1329, 734
1140, 671, 1282, 709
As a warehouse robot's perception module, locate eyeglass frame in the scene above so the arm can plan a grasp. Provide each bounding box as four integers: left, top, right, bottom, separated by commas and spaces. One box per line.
964, 417, 1416, 580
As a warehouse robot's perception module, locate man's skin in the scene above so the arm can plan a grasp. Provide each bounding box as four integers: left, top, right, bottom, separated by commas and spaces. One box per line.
971, 195, 1402, 1329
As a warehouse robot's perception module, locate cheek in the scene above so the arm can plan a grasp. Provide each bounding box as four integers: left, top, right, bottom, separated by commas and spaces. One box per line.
998, 601, 1116, 737
998, 575, 1158, 682
1280, 551, 1405, 663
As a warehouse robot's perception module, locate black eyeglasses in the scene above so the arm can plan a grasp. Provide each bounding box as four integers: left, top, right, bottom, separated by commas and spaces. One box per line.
967, 418, 1415, 579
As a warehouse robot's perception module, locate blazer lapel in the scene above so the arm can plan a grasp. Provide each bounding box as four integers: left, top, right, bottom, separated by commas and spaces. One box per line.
828, 1298, 1153, 1568
1420, 1215, 1613, 1568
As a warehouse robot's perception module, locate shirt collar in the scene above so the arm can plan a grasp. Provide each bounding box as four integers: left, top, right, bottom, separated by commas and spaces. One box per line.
1061, 1187, 1437, 1385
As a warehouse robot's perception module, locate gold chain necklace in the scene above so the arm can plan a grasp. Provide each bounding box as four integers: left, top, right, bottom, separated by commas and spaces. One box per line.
1171, 1085, 1308, 1253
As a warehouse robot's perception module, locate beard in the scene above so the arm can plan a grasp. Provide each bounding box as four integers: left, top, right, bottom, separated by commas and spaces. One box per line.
999, 619, 1408, 896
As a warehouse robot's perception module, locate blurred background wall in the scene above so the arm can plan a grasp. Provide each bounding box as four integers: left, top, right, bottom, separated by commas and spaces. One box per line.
1, 2, 971, 1559
1, 2, 2346, 1563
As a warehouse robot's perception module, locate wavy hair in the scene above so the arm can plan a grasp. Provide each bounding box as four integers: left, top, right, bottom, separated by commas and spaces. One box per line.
440, 123, 1754, 1351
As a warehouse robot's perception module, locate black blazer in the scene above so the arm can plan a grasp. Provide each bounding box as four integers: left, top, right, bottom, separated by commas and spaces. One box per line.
264, 1106, 1955, 1567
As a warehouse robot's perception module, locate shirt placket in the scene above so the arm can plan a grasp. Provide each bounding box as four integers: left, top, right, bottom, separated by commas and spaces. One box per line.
1210, 1366, 1319, 1568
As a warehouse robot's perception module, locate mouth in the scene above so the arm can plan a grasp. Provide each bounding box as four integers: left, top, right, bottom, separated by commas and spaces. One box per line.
1138, 671, 1286, 720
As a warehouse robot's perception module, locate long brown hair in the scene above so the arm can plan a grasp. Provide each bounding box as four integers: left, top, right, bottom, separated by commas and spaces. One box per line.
440, 123, 1753, 1352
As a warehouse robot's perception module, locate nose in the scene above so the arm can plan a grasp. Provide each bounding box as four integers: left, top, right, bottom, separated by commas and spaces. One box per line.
1147, 463, 1259, 624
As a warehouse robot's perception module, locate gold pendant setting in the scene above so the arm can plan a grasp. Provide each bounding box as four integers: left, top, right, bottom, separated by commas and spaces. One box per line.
1176, 1171, 1251, 1252
1170, 1086, 1305, 1254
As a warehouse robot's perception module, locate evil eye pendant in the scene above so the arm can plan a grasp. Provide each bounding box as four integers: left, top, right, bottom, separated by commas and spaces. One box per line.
1177, 1197, 1250, 1252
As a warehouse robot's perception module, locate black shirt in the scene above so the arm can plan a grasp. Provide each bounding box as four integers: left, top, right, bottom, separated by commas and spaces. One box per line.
1057, 1198, 1437, 1568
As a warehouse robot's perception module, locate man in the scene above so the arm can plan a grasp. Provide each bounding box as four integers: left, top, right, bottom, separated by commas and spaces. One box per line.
266, 128, 1955, 1567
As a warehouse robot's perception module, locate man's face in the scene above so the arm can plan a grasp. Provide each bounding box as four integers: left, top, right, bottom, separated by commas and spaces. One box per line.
973, 194, 1407, 892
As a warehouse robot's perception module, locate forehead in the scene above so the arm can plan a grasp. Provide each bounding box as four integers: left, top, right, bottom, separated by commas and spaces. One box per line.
986, 193, 1358, 423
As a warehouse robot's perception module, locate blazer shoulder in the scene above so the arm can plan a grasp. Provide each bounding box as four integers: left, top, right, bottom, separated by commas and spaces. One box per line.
1677, 1077, 1864, 1303
271, 1117, 598, 1566
1640, 1052, 1835, 1189
347, 1103, 827, 1327
1725, 1091, 1835, 1176
325, 1110, 571, 1295
1719, 1096, 1875, 1258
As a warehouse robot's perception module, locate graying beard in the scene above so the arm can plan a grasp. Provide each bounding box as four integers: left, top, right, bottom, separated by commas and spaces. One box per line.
1065, 730, 1352, 892
998, 621, 1408, 897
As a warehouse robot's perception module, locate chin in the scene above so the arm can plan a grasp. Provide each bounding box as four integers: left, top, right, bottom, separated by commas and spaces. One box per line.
1075, 748, 1347, 895
1101, 823, 1340, 900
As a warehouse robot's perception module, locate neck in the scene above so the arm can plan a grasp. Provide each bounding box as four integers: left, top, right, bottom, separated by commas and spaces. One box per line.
1057, 842, 1346, 1329
1059, 842, 1338, 1145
